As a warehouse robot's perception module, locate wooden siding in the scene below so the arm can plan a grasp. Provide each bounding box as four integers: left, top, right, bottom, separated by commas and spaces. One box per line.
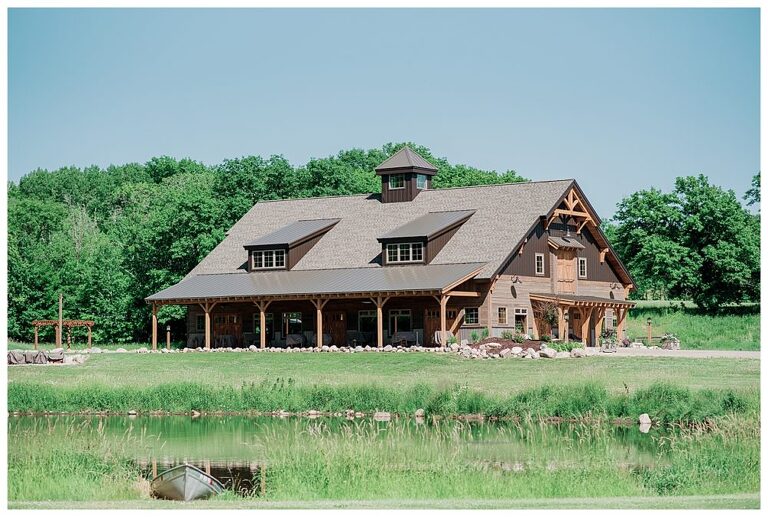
288, 232, 324, 269
380, 173, 430, 203
503, 221, 621, 283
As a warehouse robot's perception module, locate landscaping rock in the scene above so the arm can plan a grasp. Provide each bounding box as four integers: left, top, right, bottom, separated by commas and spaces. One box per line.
90, 347, 102, 354
449, 343, 460, 352
414, 408, 425, 418
460, 339, 469, 346
329, 345, 339, 352
127, 410, 138, 416
556, 351, 570, 359
249, 345, 258, 352
511, 346, 523, 355
499, 349, 512, 358
540, 348, 557, 359
373, 411, 391, 421
485, 342, 501, 349
115, 348, 128, 353
136, 347, 149, 354
638, 413, 652, 425
630, 342, 646, 349
383, 345, 393, 352
570, 348, 585, 358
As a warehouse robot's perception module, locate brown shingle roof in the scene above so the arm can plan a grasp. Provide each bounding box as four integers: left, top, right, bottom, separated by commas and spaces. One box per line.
244, 218, 339, 248
375, 146, 438, 175
378, 210, 475, 241
188, 179, 575, 280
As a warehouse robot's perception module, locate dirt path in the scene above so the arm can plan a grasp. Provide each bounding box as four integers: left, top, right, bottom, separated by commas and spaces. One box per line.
597, 348, 760, 359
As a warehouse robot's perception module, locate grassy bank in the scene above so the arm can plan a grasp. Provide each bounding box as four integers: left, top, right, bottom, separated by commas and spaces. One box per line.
7, 353, 760, 393
626, 304, 759, 350
8, 413, 760, 508
8, 380, 758, 424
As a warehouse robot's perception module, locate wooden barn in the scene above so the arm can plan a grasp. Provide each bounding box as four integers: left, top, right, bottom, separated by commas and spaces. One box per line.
146, 147, 635, 349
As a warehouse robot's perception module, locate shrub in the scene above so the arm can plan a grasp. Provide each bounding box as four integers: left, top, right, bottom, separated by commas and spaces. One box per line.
540, 334, 552, 342
500, 330, 515, 340
470, 331, 480, 343
480, 328, 489, 340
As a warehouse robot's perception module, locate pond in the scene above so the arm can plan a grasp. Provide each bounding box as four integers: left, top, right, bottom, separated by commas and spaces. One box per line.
9, 415, 674, 499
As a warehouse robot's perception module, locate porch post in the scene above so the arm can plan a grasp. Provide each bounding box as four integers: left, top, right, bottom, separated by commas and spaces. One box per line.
57, 292, 63, 348
580, 307, 593, 346
557, 305, 565, 340
258, 301, 272, 349
616, 307, 627, 341
592, 308, 605, 347
151, 303, 158, 351
34, 326, 38, 350
87, 325, 92, 350
440, 294, 451, 347
166, 325, 171, 351
201, 301, 214, 351
371, 296, 390, 349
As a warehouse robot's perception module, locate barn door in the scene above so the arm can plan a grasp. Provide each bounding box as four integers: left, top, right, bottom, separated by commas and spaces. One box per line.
323, 311, 347, 346
556, 250, 576, 294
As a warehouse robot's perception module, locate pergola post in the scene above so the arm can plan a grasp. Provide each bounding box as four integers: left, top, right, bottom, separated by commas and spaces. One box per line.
592, 308, 605, 347
311, 299, 329, 348
557, 306, 565, 340
166, 325, 171, 351
151, 303, 158, 351
87, 325, 92, 350
57, 293, 63, 348
33, 326, 38, 350
371, 296, 390, 349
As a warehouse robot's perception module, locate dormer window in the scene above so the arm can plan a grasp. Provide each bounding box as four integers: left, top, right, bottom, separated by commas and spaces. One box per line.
252, 249, 286, 270
416, 174, 428, 189
388, 174, 405, 190
386, 242, 424, 264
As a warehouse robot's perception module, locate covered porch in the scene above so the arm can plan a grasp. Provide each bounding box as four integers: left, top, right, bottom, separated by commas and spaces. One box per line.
530, 293, 636, 347
145, 263, 487, 351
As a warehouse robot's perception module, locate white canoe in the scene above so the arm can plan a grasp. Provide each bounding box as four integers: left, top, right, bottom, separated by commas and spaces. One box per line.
151, 464, 225, 501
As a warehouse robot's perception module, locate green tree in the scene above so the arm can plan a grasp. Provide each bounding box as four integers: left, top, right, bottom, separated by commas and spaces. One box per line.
744, 172, 760, 207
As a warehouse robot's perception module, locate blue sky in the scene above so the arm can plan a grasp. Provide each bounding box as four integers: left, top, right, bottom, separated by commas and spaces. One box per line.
8, 8, 759, 217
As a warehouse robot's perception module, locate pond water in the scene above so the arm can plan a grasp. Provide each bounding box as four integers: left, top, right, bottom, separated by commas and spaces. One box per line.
9, 415, 672, 497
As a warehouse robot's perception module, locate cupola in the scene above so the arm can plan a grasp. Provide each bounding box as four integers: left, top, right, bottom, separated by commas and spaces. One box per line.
375, 146, 438, 203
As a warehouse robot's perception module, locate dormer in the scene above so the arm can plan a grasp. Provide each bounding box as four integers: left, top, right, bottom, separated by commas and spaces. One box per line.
375, 146, 438, 203
377, 210, 475, 265
244, 218, 339, 272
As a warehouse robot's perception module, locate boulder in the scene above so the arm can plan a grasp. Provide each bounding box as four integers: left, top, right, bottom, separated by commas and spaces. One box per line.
249, 345, 258, 352
329, 345, 339, 352
136, 347, 149, 354
321, 345, 330, 352
499, 348, 512, 358
115, 348, 128, 353
570, 348, 585, 358
531, 351, 540, 359
485, 342, 501, 349
383, 345, 393, 352
127, 409, 138, 416
460, 339, 469, 347
414, 408, 425, 418
90, 347, 102, 354
630, 342, 646, 349
511, 346, 523, 355
638, 413, 652, 425
373, 411, 391, 422
540, 348, 558, 359
449, 343, 460, 352
556, 351, 570, 359
51, 347, 64, 354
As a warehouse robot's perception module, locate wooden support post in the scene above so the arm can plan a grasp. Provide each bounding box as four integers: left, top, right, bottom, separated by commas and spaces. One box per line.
593, 308, 605, 347
371, 296, 390, 349
33, 326, 38, 350
557, 306, 565, 340
166, 325, 171, 351
151, 303, 158, 351
255, 300, 272, 349
616, 307, 627, 341
312, 299, 329, 348
647, 316, 652, 345
57, 293, 63, 348
439, 294, 450, 347
205, 305, 211, 351
87, 326, 92, 350
580, 308, 593, 346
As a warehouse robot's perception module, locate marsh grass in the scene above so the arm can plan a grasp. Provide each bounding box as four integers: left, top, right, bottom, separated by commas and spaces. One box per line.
9, 380, 758, 425
8, 412, 759, 504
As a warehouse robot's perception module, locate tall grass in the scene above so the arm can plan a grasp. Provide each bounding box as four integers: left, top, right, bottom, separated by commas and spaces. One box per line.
626, 306, 759, 350
9, 380, 758, 424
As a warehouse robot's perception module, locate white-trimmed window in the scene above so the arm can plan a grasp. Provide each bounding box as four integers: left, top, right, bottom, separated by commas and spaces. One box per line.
416, 174, 428, 189
386, 242, 424, 263
498, 307, 507, 325
578, 257, 587, 278
535, 253, 545, 276
464, 307, 479, 325
252, 249, 286, 270
389, 174, 405, 190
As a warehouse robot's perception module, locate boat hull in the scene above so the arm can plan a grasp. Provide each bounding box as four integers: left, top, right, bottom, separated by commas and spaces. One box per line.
151, 464, 225, 501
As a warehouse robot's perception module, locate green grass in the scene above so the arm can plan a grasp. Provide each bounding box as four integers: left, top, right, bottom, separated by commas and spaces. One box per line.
626, 305, 759, 350
9, 494, 761, 509
8, 380, 759, 424
7, 352, 760, 393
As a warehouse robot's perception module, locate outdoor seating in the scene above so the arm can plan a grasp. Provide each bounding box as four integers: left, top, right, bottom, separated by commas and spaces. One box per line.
391, 331, 417, 346
285, 333, 307, 347
311, 333, 333, 346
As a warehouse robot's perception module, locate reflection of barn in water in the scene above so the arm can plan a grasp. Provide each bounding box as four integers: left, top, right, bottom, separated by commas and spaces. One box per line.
137, 458, 266, 496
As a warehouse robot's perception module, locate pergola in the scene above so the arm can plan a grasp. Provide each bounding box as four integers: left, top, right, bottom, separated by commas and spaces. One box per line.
529, 293, 636, 345
31, 320, 95, 350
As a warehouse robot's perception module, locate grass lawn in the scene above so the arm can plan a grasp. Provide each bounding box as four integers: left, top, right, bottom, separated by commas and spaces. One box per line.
7, 353, 760, 393
9, 494, 760, 509
625, 305, 759, 351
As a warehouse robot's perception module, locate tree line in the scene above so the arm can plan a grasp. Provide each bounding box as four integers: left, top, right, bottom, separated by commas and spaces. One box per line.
8, 142, 759, 343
